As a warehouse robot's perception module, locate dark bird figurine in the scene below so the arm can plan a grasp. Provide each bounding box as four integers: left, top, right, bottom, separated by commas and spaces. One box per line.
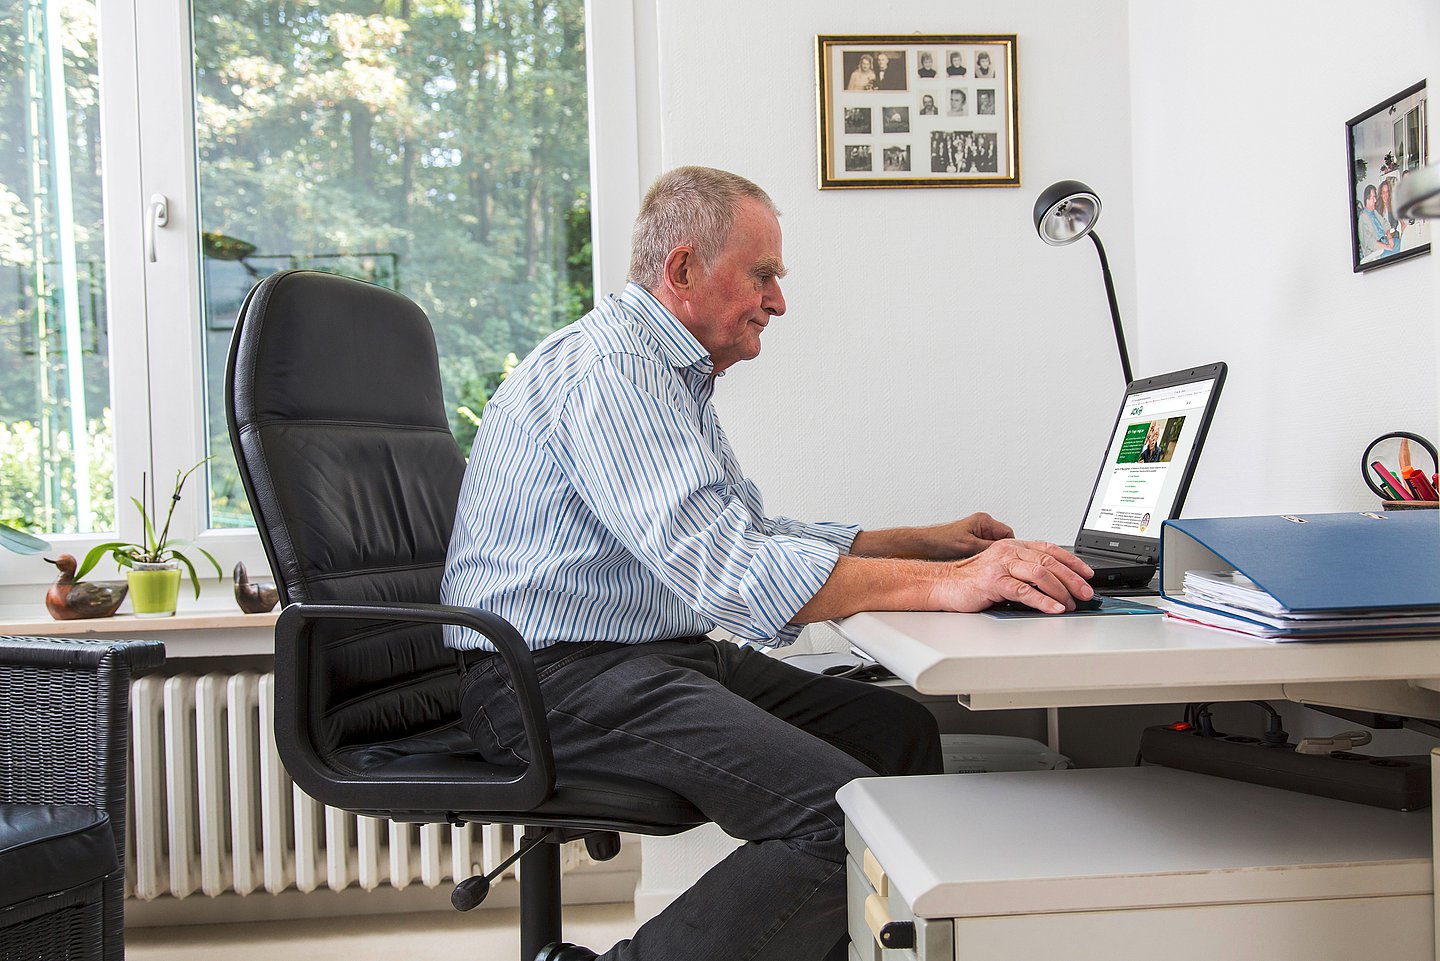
233, 562, 280, 614
45, 554, 128, 620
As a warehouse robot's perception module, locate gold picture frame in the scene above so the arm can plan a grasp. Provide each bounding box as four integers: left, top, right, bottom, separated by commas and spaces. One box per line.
816, 34, 1019, 189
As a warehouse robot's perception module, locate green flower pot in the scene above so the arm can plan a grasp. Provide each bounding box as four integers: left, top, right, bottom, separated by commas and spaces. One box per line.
127, 563, 182, 617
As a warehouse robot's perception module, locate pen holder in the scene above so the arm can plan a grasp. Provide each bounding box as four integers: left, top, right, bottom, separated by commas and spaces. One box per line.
1382, 500, 1440, 510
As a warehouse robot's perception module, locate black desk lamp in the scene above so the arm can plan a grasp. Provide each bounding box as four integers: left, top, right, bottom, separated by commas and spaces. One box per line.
1033, 180, 1133, 385
1395, 164, 1440, 221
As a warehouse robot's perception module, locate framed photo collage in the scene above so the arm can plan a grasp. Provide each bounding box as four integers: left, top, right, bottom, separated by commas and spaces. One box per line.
817, 34, 1019, 189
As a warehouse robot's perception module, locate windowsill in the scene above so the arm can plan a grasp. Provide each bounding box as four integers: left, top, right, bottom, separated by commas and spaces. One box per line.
0, 607, 280, 657
0, 608, 279, 636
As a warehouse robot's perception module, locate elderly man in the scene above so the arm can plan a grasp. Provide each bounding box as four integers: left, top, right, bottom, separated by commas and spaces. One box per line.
442, 166, 1093, 961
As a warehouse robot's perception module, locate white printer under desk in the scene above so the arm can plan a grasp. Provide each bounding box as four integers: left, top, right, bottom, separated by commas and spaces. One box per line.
839, 765, 1433, 961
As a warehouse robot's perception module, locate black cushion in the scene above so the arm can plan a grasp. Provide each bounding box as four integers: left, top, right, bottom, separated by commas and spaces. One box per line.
331, 726, 704, 826
0, 804, 117, 907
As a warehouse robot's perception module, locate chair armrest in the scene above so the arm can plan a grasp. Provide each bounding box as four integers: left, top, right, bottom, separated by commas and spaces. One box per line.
0, 635, 165, 871
274, 602, 556, 813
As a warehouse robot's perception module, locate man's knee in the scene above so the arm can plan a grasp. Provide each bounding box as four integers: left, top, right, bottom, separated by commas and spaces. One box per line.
871, 691, 943, 776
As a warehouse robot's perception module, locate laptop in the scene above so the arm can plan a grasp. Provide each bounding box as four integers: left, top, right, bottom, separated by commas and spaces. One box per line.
1069, 362, 1227, 591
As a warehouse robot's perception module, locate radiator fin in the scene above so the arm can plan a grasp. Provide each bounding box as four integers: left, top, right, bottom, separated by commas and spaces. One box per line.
126, 671, 550, 900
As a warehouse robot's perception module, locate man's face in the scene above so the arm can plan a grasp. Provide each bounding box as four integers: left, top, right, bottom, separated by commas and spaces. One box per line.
876, 54, 890, 72
683, 198, 787, 373
950, 90, 965, 110
922, 96, 935, 109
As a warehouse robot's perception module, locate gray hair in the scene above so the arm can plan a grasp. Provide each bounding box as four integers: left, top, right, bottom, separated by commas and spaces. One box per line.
628, 166, 778, 290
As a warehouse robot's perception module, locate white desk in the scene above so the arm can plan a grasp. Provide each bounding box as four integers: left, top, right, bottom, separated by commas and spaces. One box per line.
832, 603, 1440, 719
830, 606, 1440, 961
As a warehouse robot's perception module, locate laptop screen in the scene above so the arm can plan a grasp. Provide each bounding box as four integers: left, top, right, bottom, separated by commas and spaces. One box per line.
1075, 363, 1227, 559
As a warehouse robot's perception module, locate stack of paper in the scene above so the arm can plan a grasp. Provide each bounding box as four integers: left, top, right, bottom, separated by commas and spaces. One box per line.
1173, 570, 1440, 640
1160, 512, 1440, 642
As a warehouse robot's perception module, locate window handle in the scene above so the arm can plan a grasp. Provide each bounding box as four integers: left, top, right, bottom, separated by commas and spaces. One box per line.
145, 194, 170, 263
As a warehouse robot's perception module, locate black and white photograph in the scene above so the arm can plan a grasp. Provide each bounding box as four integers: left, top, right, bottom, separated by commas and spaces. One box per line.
883, 145, 912, 172
818, 34, 1018, 187
845, 144, 872, 171
1346, 80, 1429, 272
930, 131, 998, 174
841, 50, 907, 91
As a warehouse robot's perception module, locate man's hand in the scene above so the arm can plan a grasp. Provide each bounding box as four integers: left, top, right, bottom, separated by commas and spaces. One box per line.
927, 539, 1095, 614
924, 512, 1015, 559
850, 512, 1016, 560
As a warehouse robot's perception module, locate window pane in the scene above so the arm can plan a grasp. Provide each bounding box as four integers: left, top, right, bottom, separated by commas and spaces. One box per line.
0, 0, 113, 536
192, 0, 593, 529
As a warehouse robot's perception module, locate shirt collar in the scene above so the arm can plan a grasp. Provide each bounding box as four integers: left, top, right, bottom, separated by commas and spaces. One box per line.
618, 282, 718, 376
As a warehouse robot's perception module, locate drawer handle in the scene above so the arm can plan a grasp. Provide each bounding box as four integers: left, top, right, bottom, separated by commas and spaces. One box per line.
864, 893, 916, 950
862, 848, 889, 896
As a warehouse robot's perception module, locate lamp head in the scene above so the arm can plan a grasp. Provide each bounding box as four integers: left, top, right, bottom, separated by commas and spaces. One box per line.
1033, 179, 1102, 246
1395, 164, 1440, 221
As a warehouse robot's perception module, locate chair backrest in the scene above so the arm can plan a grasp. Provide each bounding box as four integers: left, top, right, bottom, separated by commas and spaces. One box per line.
226, 270, 467, 757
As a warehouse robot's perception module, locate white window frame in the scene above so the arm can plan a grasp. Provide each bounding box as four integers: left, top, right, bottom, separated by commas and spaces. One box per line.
1, 0, 649, 592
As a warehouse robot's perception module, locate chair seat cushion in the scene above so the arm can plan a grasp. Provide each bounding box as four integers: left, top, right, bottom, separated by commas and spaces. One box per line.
331, 725, 705, 828
0, 804, 118, 907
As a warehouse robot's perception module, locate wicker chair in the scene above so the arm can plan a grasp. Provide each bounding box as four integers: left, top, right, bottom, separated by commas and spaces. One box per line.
0, 636, 165, 961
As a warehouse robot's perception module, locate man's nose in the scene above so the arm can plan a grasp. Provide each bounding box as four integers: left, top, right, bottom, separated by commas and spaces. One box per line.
765, 281, 786, 316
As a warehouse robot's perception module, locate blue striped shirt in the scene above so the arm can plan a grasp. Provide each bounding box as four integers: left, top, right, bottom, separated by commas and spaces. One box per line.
441, 283, 857, 652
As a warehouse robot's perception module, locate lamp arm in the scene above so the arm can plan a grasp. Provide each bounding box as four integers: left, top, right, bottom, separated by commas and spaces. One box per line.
1088, 230, 1133, 385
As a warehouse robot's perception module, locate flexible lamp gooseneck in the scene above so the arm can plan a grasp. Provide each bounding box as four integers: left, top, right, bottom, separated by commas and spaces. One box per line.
1032, 180, 1133, 385
1395, 164, 1440, 221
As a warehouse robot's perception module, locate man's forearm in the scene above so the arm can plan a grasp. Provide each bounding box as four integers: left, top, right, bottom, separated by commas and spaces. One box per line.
850, 526, 947, 560
791, 554, 944, 623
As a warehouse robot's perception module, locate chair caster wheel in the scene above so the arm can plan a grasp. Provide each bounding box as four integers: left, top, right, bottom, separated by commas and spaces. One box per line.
584, 832, 621, 862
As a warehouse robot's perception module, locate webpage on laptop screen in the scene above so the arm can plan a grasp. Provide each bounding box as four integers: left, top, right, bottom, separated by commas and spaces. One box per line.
1082, 379, 1216, 537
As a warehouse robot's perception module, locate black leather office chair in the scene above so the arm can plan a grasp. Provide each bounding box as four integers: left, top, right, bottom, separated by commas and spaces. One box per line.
225, 270, 706, 959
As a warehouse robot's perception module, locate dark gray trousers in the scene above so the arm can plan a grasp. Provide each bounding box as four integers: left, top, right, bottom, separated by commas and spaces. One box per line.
460, 637, 943, 961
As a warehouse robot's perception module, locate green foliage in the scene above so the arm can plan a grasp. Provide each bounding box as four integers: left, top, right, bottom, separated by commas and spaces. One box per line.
75, 458, 223, 598
192, 0, 593, 468
0, 411, 113, 533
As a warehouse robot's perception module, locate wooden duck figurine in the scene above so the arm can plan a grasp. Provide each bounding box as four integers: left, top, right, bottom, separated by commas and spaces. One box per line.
45, 554, 129, 620
233, 562, 280, 614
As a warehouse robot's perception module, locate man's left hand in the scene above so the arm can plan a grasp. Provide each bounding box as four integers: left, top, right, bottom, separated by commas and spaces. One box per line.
925, 512, 1015, 559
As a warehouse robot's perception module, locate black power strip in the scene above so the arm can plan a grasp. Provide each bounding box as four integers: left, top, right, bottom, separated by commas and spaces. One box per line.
1139, 725, 1431, 811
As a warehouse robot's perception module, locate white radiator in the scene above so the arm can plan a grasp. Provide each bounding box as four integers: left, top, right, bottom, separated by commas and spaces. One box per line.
125, 671, 581, 901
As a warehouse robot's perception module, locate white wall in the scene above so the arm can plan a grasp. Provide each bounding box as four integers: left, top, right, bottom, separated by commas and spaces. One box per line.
1130, 1, 1440, 517
652, 0, 1138, 554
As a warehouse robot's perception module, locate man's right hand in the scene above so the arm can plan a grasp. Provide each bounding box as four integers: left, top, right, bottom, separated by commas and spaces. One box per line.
926, 540, 1094, 614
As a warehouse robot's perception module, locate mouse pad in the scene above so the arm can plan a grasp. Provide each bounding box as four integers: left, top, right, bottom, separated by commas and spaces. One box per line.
983, 597, 1164, 619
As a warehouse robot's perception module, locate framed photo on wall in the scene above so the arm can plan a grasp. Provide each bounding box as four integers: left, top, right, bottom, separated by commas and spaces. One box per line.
816, 34, 1019, 189
1346, 81, 1429, 272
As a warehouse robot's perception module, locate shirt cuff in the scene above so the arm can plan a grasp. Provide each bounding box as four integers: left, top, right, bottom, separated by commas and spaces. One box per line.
735, 534, 842, 646
766, 516, 860, 554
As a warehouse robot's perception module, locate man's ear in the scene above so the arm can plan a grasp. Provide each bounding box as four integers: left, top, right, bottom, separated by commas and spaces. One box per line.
661, 245, 697, 297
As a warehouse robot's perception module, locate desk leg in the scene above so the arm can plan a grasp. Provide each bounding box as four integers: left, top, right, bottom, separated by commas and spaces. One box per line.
1047, 707, 1061, 755
1432, 747, 1439, 961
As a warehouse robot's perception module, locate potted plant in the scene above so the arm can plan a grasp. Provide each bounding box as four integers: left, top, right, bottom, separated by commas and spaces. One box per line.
75, 459, 223, 617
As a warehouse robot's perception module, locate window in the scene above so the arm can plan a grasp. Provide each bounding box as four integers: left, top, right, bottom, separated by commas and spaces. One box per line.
0, 0, 112, 536
190, 0, 594, 527
0, 0, 640, 589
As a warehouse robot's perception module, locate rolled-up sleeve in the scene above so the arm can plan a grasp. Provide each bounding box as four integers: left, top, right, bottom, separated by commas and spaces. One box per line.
765, 516, 859, 554
544, 353, 840, 644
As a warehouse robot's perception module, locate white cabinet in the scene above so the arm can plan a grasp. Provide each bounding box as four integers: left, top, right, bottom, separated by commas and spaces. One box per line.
841, 766, 1434, 961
